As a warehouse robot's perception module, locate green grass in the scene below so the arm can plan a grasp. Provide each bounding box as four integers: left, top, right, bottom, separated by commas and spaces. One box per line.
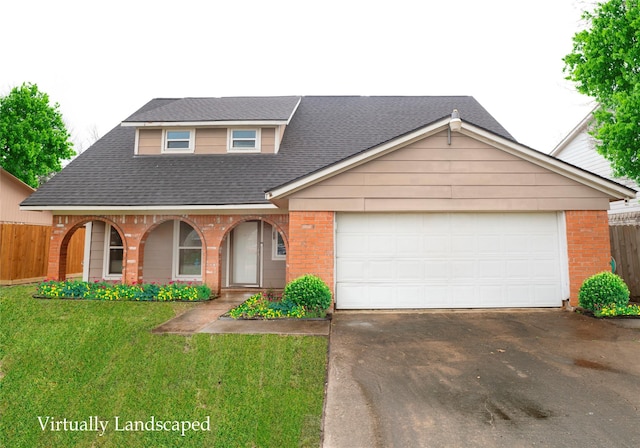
0, 286, 328, 448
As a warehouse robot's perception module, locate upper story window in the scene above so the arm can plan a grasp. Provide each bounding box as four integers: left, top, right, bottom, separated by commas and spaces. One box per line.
163, 129, 194, 153
228, 129, 260, 152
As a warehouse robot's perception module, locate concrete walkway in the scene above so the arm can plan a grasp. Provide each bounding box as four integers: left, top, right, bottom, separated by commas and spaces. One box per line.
152, 291, 331, 336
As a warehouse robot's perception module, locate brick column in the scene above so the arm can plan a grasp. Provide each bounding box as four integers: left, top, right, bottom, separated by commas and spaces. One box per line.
120, 218, 145, 285
565, 210, 612, 306
287, 211, 334, 295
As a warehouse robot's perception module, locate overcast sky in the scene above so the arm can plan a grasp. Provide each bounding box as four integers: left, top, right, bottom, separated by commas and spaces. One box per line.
2, 0, 597, 154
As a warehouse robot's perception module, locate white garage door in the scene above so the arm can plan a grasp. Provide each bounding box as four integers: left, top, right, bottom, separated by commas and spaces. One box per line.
336, 213, 567, 309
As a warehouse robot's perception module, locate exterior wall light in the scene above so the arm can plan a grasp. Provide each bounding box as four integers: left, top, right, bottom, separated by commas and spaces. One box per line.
448, 109, 462, 144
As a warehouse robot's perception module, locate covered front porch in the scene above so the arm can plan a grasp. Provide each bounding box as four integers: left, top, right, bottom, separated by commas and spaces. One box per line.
46, 213, 290, 293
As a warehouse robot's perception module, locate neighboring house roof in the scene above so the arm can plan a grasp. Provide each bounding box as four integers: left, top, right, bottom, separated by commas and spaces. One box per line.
1, 168, 52, 225
21, 95, 634, 211
551, 108, 639, 218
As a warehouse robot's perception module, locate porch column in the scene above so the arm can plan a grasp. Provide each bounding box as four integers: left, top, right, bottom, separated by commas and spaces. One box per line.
197, 217, 226, 294
120, 218, 146, 285
47, 223, 66, 281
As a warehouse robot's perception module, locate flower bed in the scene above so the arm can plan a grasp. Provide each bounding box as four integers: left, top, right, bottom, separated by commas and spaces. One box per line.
594, 303, 640, 318
226, 292, 330, 320
35, 280, 212, 302
227, 292, 307, 319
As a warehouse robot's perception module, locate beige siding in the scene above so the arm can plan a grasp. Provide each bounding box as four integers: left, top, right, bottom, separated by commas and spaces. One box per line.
137, 129, 163, 155
88, 221, 105, 281
142, 220, 173, 283
194, 128, 227, 154
287, 131, 614, 212
0, 170, 52, 225
260, 128, 276, 154
262, 223, 285, 288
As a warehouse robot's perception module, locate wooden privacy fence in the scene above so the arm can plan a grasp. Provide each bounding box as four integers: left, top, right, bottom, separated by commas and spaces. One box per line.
610, 225, 640, 300
0, 224, 85, 285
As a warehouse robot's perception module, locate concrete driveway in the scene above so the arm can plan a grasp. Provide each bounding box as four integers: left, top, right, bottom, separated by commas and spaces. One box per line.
322, 310, 640, 448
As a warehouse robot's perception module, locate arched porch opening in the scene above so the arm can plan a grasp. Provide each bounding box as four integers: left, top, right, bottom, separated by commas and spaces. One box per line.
219, 217, 288, 290
140, 218, 205, 285
55, 218, 126, 283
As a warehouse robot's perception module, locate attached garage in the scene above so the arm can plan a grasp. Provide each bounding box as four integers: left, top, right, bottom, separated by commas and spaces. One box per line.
271, 111, 635, 309
335, 212, 567, 309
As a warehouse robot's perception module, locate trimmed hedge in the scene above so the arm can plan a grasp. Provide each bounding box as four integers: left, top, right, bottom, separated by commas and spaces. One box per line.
578, 272, 630, 312
283, 274, 332, 311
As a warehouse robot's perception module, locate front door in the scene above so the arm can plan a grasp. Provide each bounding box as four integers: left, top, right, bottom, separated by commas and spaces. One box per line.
231, 221, 260, 286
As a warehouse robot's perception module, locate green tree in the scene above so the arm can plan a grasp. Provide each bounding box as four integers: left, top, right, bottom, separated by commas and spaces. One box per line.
0, 82, 74, 187
563, 0, 640, 182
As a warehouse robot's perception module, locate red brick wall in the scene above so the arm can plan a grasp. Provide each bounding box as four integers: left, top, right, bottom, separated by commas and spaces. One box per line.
565, 210, 612, 306
287, 211, 335, 295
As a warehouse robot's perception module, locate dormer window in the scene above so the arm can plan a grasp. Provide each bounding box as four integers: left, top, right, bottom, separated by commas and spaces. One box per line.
228, 129, 260, 153
163, 129, 194, 153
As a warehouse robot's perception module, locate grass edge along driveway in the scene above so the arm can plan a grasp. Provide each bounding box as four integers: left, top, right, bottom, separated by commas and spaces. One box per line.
0, 286, 328, 448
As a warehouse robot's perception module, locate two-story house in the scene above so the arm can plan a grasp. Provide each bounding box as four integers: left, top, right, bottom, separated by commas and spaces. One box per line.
22, 96, 635, 309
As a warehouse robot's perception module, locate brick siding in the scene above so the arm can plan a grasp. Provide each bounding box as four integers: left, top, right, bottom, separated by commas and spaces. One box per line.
565, 210, 612, 306
287, 211, 335, 296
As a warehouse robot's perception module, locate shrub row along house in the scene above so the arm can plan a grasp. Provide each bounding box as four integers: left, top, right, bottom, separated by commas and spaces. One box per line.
21, 96, 635, 309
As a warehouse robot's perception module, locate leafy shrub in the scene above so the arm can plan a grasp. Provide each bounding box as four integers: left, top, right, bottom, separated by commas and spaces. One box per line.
228, 292, 305, 319
578, 272, 630, 312
36, 280, 211, 301
283, 274, 332, 311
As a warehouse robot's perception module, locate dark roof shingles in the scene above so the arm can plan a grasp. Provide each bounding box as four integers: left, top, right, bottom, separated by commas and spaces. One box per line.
124, 96, 301, 123
23, 96, 514, 207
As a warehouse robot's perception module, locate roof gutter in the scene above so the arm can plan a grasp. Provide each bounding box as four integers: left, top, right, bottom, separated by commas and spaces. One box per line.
20, 203, 282, 215
121, 120, 290, 127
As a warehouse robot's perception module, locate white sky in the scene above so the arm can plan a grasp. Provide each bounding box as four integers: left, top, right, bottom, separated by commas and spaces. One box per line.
2, 0, 597, 154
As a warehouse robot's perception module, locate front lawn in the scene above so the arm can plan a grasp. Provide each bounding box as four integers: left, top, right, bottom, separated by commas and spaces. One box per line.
0, 286, 328, 448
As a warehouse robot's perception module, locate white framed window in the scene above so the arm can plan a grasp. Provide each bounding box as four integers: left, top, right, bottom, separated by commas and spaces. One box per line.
163, 129, 194, 153
103, 224, 123, 279
173, 221, 202, 280
272, 228, 286, 260
228, 128, 260, 152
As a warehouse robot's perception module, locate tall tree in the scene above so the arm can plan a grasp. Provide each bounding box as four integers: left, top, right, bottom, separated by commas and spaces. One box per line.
0, 83, 74, 187
563, 0, 640, 182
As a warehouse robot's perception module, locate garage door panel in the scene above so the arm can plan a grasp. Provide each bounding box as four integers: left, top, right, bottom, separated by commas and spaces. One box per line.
336, 259, 368, 281
423, 261, 450, 279
478, 260, 505, 278
336, 234, 368, 255
336, 212, 565, 309
397, 260, 423, 280
423, 236, 450, 253
370, 260, 395, 281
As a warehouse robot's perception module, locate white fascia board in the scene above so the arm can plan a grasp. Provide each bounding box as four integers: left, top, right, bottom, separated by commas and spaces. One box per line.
286, 97, 302, 124
460, 123, 637, 200
266, 118, 451, 200
20, 203, 283, 215
550, 105, 598, 157
121, 120, 289, 127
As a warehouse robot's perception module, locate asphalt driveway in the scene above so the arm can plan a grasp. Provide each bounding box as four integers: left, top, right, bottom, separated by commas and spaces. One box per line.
322, 310, 640, 448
